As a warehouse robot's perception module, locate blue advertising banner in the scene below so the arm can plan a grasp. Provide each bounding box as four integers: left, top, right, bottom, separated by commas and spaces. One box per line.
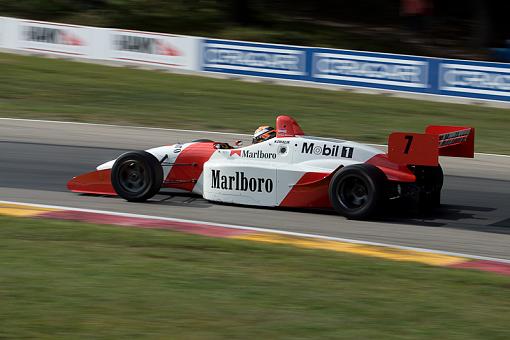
310, 48, 433, 94
199, 38, 510, 103
202, 39, 308, 80
438, 59, 510, 102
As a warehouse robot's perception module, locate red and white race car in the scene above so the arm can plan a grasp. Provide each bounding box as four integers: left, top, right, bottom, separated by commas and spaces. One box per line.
68, 116, 475, 219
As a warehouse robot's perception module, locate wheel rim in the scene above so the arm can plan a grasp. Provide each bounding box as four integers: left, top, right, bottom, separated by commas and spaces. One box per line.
118, 159, 150, 194
338, 175, 369, 210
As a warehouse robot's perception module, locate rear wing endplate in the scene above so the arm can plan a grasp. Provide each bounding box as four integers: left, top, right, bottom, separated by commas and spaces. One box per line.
388, 126, 475, 166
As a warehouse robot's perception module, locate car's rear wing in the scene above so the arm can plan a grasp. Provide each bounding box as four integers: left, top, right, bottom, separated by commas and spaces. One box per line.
388, 126, 475, 166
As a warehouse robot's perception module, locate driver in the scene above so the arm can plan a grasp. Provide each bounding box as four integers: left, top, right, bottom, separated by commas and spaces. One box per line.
252, 126, 276, 144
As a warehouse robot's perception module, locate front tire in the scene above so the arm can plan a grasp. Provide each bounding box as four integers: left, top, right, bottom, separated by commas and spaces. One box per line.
328, 164, 387, 219
111, 151, 163, 202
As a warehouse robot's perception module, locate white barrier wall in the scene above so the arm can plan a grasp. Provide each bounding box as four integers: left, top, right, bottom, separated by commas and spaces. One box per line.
0, 17, 198, 71
107, 29, 198, 70
0, 17, 4, 47
0, 17, 18, 49
14, 19, 96, 57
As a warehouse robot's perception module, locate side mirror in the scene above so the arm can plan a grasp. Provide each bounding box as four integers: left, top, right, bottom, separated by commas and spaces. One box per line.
234, 140, 243, 147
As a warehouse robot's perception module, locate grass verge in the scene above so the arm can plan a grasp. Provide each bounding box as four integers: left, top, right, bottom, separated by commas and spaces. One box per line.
0, 52, 509, 153
1, 215, 509, 339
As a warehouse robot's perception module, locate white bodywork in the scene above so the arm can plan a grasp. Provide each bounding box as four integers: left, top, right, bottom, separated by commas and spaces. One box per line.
95, 136, 382, 207
202, 136, 382, 206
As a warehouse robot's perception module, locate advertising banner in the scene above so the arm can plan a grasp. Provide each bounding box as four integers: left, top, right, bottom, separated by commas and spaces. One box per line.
438, 60, 510, 101
15, 19, 92, 57
311, 48, 433, 93
1, 16, 509, 104
107, 29, 198, 70
202, 39, 308, 80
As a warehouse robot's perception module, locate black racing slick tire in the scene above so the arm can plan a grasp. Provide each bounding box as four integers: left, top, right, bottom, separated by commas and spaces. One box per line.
328, 164, 387, 219
111, 151, 163, 202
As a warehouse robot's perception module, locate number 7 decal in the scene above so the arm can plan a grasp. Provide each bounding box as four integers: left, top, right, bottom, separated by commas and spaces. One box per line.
388, 132, 439, 166
404, 135, 414, 154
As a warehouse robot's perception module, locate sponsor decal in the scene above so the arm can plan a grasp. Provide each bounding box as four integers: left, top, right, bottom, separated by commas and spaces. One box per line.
438, 129, 470, 147
203, 40, 307, 78
312, 51, 428, 89
173, 144, 183, 153
23, 26, 83, 46
301, 142, 354, 158
205, 48, 300, 70
230, 149, 277, 159
440, 63, 510, 97
211, 170, 274, 193
114, 34, 181, 56
274, 140, 290, 144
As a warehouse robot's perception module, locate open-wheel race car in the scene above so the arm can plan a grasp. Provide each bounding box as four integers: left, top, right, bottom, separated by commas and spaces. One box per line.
68, 116, 475, 219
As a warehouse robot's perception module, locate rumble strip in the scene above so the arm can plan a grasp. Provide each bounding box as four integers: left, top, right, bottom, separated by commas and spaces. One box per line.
1, 200, 509, 276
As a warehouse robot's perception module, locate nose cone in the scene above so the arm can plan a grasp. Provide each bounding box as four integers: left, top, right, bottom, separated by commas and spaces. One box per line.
67, 169, 116, 195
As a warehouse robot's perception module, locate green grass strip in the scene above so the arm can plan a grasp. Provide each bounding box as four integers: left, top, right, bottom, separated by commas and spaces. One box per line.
1, 216, 509, 339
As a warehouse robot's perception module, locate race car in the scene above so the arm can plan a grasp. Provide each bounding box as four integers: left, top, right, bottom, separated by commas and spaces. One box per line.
67, 115, 475, 219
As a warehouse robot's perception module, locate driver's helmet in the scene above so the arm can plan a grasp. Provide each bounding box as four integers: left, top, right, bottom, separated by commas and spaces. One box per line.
253, 126, 276, 144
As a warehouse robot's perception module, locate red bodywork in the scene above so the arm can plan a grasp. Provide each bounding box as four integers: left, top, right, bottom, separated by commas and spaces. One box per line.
67, 169, 115, 195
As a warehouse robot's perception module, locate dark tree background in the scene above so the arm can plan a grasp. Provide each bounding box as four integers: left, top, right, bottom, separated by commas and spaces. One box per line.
1, 0, 508, 58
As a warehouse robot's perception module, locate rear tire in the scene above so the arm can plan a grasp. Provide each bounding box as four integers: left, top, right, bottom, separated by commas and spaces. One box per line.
328, 164, 387, 219
111, 151, 163, 202
416, 165, 443, 210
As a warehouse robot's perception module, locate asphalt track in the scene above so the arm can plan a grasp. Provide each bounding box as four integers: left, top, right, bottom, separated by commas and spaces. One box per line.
1, 119, 509, 259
